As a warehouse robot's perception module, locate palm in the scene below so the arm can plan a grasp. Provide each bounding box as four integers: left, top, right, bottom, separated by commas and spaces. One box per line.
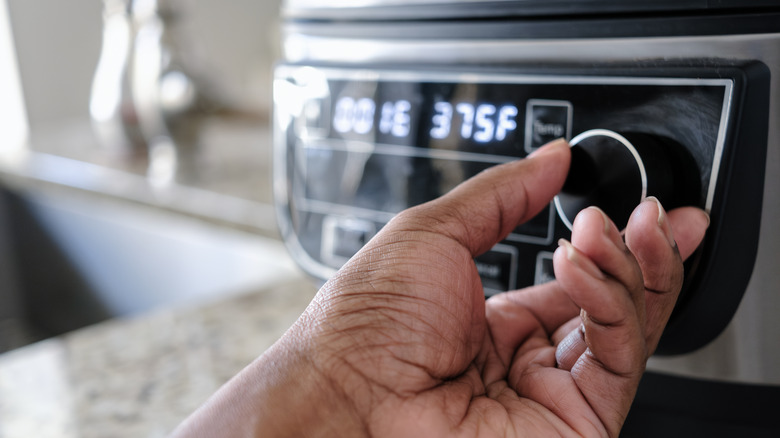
381, 285, 600, 438
323, 233, 606, 436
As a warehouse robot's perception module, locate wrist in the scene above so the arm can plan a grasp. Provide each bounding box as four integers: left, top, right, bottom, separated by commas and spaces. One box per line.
172, 335, 367, 437
253, 339, 369, 437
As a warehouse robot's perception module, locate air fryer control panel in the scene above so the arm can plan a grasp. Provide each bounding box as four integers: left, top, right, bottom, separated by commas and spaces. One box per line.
273, 63, 768, 354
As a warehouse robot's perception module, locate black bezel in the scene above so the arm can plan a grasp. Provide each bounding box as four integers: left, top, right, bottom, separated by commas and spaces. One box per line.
624, 371, 780, 436
657, 60, 770, 355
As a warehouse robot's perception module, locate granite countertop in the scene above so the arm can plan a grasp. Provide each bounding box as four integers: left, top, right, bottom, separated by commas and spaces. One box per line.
0, 276, 318, 438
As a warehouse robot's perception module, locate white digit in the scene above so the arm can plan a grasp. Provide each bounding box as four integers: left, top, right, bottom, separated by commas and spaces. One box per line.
353, 98, 375, 134
430, 101, 453, 139
456, 103, 474, 139
473, 104, 496, 143
495, 105, 518, 141
379, 101, 394, 134
392, 100, 411, 137
333, 97, 355, 133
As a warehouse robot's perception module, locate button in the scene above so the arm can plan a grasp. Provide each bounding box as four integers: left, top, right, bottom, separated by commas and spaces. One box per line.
534, 251, 556, 285
300, 96, 330, 138
475, 244, 518, 296
507, 203, 554, 245
524, 99, 573, 154
321, 216, 376, 267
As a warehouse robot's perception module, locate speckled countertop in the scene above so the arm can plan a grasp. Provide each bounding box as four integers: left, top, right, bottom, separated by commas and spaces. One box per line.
0, 276, 318, 438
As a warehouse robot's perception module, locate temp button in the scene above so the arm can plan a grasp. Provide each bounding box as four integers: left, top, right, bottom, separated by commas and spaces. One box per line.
524, 99, 573, 153
321, 216, 376, 268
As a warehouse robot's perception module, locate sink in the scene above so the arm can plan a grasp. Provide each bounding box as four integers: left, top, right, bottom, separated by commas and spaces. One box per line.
0, 186, 302, 351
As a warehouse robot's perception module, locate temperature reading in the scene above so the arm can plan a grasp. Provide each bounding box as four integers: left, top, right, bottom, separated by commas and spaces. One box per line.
431, 102, 518, 143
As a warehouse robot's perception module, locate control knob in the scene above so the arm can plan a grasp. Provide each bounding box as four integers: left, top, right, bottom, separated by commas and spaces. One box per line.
554, 129, 700, 230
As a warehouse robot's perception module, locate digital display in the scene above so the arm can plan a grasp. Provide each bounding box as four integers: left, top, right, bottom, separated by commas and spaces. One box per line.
332, 96, 519, 144
320, 79, 535, 157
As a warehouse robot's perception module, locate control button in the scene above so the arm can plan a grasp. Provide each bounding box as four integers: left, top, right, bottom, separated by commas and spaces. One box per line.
524, 99, 573, 153
321, 216, 376, 267
554, 129, 700, 230
534, 252, 555, 285
475, 244, 518, 296
286, 66, 330, 138
507, 203, 554, 245
301, 97, 329, 137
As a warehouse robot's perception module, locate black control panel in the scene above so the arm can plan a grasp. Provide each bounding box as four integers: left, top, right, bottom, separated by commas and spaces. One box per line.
273, 62, 768, 354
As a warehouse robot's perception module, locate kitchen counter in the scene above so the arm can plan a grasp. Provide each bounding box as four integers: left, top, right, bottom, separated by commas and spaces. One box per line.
0, 275, 318, 438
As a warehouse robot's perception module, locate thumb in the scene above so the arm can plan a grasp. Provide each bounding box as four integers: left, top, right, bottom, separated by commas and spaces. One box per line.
393, 139, 571, 257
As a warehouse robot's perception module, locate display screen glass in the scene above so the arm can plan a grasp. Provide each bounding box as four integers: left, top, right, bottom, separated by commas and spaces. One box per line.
290, 72, 727, 217
327, 79, 528, 155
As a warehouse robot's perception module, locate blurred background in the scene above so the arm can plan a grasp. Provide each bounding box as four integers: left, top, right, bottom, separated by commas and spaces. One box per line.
0, 0, 297, 355
11, 0, 278, 131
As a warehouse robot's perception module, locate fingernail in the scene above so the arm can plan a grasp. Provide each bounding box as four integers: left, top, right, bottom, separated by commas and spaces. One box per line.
558, 238, 606, 280
528, 138, 568, 158
587, 206, 626, 250
648, 196, 676, 247
701, 210, 711, 228
588, 206, 612, 233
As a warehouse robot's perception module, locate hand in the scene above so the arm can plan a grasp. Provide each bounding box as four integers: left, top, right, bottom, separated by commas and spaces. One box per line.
172, 139, 710, 437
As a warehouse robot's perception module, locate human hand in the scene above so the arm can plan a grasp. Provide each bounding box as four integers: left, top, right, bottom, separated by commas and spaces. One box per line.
172, 139, 710, 437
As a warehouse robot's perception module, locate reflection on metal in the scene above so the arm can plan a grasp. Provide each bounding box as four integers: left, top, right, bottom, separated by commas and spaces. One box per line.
89, 0, 215, 187
89, 0, 146, 159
